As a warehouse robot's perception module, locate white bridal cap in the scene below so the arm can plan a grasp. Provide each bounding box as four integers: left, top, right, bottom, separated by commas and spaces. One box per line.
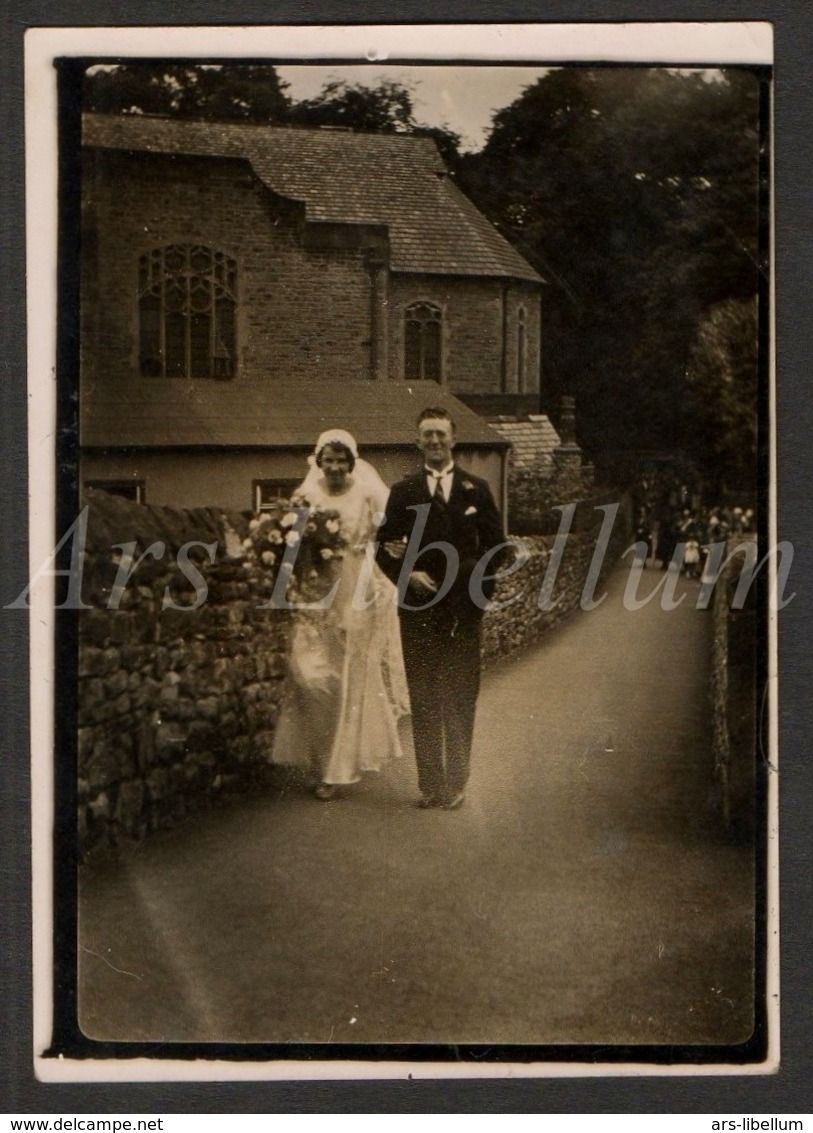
313, 429, 359, 460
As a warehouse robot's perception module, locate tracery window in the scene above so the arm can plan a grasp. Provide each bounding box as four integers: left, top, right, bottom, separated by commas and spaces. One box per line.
138, 245, 237, 379
404, 302, 442, 382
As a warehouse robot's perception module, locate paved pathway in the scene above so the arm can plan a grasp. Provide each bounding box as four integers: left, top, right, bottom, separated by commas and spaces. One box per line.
79, 567, 755, 1046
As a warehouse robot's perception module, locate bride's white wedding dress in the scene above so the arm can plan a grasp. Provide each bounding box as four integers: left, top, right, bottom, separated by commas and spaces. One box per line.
270, 475, 409, 785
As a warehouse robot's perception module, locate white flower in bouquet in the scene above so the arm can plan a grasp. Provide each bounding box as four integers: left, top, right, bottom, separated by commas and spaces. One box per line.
281, 512, 299, 528
261, 550, 276, 566
325, 518, 340, 534
320, 548, 334, 560
285, 530, 301, 547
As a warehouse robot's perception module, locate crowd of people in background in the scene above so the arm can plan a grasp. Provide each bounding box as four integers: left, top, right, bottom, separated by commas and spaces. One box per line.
631, 472, 756, 579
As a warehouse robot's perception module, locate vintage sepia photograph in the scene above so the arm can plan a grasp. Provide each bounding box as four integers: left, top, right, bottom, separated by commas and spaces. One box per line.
26, 22, 775, 1076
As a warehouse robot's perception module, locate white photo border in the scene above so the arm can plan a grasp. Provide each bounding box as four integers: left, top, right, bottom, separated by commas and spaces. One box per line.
25, 20, 777, 1083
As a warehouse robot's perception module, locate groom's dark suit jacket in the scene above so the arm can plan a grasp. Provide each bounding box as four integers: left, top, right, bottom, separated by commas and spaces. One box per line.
376, 465, 506, 622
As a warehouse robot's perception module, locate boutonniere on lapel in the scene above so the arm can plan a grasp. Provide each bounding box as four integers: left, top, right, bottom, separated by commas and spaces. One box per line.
461, 480, 475, 491
465, 505, 478, 516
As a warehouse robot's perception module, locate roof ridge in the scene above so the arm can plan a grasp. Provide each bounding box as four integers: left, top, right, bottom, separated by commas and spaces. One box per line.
83, 111, 444, 147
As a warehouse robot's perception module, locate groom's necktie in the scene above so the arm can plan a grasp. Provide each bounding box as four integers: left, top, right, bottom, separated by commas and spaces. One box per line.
429, 470, 449, 515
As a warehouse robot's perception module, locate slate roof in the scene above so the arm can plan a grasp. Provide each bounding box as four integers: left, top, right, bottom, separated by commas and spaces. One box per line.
83, 113, 542, 284
489, 415, 561, 467
80, 378, 510, 450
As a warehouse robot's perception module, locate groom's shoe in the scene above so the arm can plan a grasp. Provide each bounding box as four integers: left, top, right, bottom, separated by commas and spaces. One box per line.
416, 792, 444, 809
443, 790, 466, 810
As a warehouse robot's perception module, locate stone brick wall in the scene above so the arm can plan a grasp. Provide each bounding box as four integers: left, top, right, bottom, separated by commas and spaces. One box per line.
482, 506, 631, 665
83, 149, 542, 394
708, 545, 758, 838
83, 149, 373, 384
78, 492, 289, 855
77, 491, 629, 855
508, 465, 603, 537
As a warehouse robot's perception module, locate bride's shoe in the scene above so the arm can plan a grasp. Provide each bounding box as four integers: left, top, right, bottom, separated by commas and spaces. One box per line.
314, 783, 338, 800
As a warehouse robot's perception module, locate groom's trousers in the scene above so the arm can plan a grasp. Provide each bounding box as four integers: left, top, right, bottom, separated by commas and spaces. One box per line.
398, 608, 483, 799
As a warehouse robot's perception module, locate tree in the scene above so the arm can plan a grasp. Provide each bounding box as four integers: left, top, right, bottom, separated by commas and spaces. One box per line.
286, 77, 415, 133
460, 67, 762, 476
84, 62, 291, 123
286, 77, 462, 164
685, 297, 759, 496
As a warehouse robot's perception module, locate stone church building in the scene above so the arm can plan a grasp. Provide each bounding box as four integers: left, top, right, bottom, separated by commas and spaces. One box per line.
79, 113, 548, 512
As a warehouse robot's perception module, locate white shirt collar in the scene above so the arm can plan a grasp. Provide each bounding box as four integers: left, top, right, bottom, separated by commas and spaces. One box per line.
424, 462, 455, 479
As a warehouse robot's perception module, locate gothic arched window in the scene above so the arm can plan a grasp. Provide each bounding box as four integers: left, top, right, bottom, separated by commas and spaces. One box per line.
138, 245, 237, 379
404, 301, 442, 382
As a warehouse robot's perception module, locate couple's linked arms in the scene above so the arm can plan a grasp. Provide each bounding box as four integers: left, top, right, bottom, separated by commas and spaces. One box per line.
374, 480, 424, 592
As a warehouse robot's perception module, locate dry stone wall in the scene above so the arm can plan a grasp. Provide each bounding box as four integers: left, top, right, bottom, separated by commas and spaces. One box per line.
482, 504, 630, 665
78, 492, 288, 855
708, 544, 758, 838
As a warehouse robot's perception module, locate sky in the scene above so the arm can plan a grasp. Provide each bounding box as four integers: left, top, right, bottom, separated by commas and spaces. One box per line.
276, 64, 551, 152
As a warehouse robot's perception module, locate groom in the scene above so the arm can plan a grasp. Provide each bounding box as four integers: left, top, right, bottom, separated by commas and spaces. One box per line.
376, 407, 506, 809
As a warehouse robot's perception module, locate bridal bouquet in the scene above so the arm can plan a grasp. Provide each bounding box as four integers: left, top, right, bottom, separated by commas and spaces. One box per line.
241, 500, 346, 600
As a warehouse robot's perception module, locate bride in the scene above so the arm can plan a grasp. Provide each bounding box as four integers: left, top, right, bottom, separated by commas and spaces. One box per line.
269, 429, 409, 798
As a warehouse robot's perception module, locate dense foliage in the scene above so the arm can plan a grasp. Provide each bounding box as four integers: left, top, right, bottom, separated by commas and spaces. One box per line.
685, 296, 759, 496
458, 67, 762, 489
84, 63, 291, 122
